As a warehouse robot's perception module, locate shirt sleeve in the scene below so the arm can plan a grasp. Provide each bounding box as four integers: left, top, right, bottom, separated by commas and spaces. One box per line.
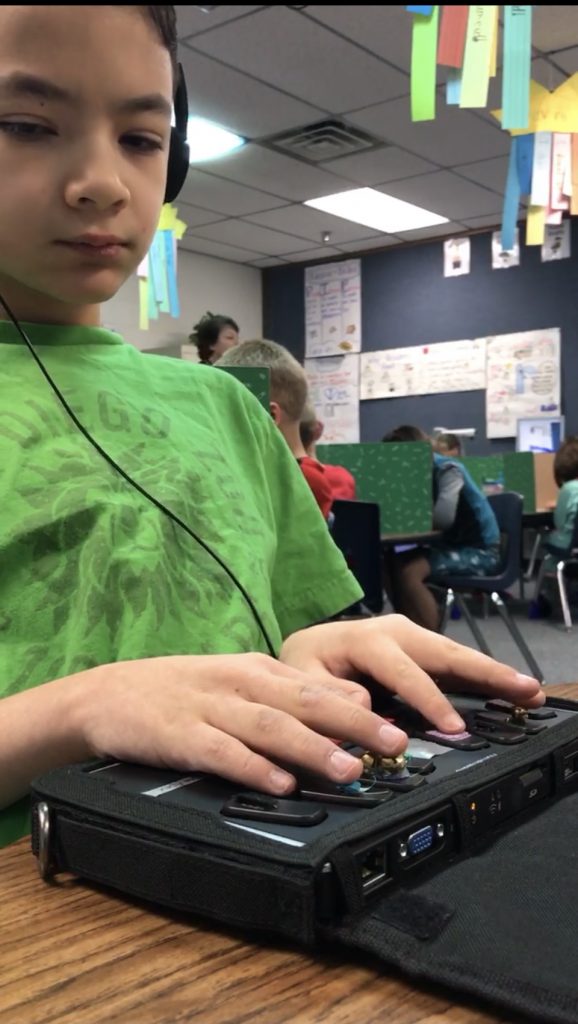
299, 459, 334, 519
433, 464, 464, 531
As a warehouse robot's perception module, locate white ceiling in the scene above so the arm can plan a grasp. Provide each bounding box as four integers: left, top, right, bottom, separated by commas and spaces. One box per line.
175, 5, 578, 266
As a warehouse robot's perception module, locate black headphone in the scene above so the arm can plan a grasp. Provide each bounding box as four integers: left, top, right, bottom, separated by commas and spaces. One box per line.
164, 63, 190, 204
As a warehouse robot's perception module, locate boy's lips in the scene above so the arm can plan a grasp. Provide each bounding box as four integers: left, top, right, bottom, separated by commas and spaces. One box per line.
55, 234, 130, 260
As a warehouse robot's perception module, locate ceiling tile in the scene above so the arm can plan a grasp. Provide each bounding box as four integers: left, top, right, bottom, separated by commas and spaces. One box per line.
336, 235, 401, 253
454, 156, 509, 193
460, 213, 502, 229
348, 97, 509, 165
179, 46, 324, 138
304, 5, 413, 76
176, 6, 263, 39
323, 145, 437, 185
249, 257, 290, 268
175, 202, 228, 229
379, 171, 502, 220
244, 204, 382, 244
395, 221, 465, 241
547, 47, 578, 76
178, 170, 288, 216
533, 7, 578, 53
282, 246, 344, 263
197, 145, 352, 202
190, 8, 409, 113
180, 236, 264, 263
193, 219, 316, 255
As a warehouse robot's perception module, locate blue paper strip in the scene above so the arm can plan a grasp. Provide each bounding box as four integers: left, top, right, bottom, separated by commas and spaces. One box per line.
147, 272, 159, 320
502, 5, 532, 130
446, 68, 462, 105
501, 139, 521, 251
149, 235, 163, 303
515, 133, 535, 195
162, 230, 180, 319
407, 5, 433, 12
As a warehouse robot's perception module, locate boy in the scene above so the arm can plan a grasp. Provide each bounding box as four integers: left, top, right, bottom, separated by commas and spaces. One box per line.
217, 339, 335, 518
299, 401, 357, 500
383, 426, 500, 630
0, 6, 542, 848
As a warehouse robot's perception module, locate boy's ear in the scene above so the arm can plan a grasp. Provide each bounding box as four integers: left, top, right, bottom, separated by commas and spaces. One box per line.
270, 401, 282, 425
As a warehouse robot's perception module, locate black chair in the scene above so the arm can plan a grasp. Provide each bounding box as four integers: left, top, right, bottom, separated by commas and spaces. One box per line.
533, 511, 578, 631
330, 499, 384, 615
429, 492, 544, 683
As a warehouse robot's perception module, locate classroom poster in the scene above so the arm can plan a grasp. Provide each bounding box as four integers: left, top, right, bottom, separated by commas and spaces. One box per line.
443, 237, 471, 276
485, 328, 561, 438
305, 259, 361, 357
360, 338, 486, 400
541, 220, 571, 262
491, 227, 520, 269
304, 353, 360, 444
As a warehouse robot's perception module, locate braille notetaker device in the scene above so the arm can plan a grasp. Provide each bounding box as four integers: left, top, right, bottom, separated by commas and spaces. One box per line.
30, 692, 578, 1024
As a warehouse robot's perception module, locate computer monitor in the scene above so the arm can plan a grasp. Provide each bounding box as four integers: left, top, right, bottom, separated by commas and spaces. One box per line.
516, 416, 565, 453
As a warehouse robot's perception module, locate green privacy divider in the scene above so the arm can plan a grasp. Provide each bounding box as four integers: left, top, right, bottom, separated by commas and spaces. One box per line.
503, 452, 536, 513
317, 442, 432, 533
458, 455, 505, 492
217, 366, 270, 409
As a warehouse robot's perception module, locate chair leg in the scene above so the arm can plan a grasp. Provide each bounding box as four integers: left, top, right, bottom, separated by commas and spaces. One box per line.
556, 561, 573, 632
454, 593, 493, 657
533, 557, 548, 602
491, 592, 545, 684
524, 532, 542, 582
438, 588, 454, 634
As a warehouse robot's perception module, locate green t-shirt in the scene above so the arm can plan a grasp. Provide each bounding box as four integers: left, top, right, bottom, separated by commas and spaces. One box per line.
0, 321, 361, 845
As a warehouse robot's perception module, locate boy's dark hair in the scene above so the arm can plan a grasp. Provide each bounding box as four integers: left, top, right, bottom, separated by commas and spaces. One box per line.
140, 7, 178, 82
189, 313, 240, 364
554, 436, 578, 487
382, 424, 429, 443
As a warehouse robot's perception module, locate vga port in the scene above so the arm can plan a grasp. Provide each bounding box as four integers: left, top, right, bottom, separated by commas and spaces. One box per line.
407, 825, 434, 856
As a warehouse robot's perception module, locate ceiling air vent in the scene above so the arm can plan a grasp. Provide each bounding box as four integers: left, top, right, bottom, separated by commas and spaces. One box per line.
265, 120, 386, 163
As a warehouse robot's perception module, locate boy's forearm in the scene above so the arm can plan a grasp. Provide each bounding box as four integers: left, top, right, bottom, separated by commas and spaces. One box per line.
0, 670, 96, 809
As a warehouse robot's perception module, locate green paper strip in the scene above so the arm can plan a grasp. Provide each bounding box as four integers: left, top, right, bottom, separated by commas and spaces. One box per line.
502, 5, 532, 131
460, 5, 497, 109
411, 6, 439, 122
139, 279, 149, 331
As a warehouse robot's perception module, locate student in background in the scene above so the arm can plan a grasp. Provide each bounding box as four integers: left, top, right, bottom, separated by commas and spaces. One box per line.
382, 425, 500, 631
544, 437, 578, 557
300, 402, 357, 500
189, 312, 239, 364
434, 432, 462, 458
217, 340, 335, 518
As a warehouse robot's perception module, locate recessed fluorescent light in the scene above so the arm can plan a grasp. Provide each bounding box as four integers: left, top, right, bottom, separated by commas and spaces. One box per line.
304, 187, 448, 233
186, 117, 245, 163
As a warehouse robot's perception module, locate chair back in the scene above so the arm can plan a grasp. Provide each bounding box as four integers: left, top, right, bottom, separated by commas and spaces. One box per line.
330, 499, 383, 613
487, 491, 524, 589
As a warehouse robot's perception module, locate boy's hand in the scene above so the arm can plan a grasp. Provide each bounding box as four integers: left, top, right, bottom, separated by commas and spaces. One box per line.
280, 615, 545, 732
79, 653, 407, 796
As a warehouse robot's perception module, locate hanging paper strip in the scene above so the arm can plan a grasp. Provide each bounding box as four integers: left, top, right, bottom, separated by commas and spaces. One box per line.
571, 135, 578, 215
502, 5, 532, 131
437, 5, 468, 68
407, 5, 433, 13
410, 6, 439, 121
137, 203, 187, 331
446, 67, 462, 105
489, 5, 499, 78
501, 137, 521, 251
460, 6, 497, 109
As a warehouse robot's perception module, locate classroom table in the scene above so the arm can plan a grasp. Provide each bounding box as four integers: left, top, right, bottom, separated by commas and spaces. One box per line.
522, 509, 554, 530
2, 681, 575, 1024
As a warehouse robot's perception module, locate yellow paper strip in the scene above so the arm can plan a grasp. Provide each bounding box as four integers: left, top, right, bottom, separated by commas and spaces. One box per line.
526, 205, 546, 246
489, 5, 499, 78
493, 75, 578, 135
571, 135, 578, 215
139, 278, 149, 330
460, 5, 497, 108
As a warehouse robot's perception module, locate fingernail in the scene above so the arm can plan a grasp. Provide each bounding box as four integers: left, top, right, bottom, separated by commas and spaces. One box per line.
443, 712, 466, 733
516, 673, 539, 686
269, 769, 294, 794
379, 723, 405, 746
330, 749, 359, 779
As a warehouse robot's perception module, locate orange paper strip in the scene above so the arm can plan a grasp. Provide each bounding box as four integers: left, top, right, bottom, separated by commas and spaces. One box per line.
437, 5, 468, 67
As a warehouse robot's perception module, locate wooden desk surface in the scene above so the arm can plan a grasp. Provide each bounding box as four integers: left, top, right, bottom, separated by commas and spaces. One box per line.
2, 682, 576, 1024
381, 530, 441, 545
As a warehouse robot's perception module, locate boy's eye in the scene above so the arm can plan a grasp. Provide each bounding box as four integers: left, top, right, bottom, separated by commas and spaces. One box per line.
0, 121, 56, 139
121, 134, 164, 153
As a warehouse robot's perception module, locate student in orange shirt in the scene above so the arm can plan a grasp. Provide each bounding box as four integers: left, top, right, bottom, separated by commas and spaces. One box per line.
217, 340, 334, 518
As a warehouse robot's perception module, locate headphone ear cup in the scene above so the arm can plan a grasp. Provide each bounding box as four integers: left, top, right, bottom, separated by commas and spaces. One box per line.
164, 127, 190, 204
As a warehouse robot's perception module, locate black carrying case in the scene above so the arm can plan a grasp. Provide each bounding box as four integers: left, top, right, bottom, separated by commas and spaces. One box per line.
30, 697, 578, 1024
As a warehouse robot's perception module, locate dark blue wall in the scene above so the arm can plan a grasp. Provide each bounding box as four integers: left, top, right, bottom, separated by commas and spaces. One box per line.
262, 223, 578, 455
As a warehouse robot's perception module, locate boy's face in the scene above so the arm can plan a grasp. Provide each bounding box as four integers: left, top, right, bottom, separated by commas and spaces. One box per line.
0, 6, 173, 324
